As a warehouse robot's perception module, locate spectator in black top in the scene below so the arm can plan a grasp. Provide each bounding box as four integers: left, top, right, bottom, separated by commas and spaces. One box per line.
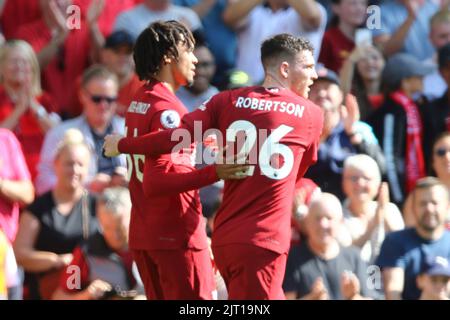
421, 43, 450, 169
283, 192, 372, 300
14, 129, 99, 299
368, 53, 433, 207
52, 187, 144, 300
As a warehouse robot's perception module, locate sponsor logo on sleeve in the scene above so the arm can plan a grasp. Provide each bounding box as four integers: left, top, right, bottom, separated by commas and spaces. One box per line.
160, 110, 181, 129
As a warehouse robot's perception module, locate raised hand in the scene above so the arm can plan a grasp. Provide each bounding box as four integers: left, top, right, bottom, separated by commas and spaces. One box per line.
87, 0, 105, 26
375, 182, 389, 225
48, 0, 69, 42
405, 0, 424, 19
341, 94, 360, 137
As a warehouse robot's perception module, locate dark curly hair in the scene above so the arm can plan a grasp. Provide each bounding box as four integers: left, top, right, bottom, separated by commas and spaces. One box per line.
133, 20, 195, 81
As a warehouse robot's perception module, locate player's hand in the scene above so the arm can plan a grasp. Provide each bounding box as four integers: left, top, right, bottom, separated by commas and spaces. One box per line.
215, 163, 254, 180
103, 134, 123, 157
86, 279, 113, 300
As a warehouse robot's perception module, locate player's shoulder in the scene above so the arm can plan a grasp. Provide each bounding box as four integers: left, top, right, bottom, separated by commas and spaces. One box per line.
212, 86, 263, 103
299, 96, 323, 120
131, 82, 186, 114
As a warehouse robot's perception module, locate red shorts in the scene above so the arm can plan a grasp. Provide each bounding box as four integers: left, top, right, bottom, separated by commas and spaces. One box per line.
212, 244, 287, 300
132, 248, 215, 300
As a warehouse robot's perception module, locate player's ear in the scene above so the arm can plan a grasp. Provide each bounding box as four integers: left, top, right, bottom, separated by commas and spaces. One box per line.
280, 62, 289, 79
163, 54, 172, 65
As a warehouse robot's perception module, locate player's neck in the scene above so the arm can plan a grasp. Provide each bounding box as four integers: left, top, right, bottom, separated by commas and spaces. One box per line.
262, 72, 289, 91
153, 69, 179, 93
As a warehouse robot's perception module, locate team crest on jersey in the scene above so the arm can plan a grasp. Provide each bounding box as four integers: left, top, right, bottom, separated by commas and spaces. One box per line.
160, 110, 180, 129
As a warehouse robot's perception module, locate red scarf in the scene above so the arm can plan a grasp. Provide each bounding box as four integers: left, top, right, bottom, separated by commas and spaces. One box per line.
390, 91, 425, 193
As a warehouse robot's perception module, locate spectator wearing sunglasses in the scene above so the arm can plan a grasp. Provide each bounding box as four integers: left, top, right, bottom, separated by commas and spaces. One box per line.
35, 65, 127, 196
72, 30, 145, 118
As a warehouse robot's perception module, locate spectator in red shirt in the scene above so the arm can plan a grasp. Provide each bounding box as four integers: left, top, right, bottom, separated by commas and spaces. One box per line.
53, 187, 143, 300
12, 0, 141, 119
318, 0, 368, 73
72, 30, 144, 117
101, 31, 143, 116
0, 0, 42, 40
0, 40, 60, 182
13, 0, 90, 118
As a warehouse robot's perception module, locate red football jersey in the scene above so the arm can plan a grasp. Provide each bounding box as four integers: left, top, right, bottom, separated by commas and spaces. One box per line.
120, 86, 323, 254
124, 81, 217, 251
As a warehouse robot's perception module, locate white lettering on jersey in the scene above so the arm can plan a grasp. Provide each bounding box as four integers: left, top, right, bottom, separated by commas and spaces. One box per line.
234, 97, 305, 118
127, 101, 151, 114
160, 110, 181, 129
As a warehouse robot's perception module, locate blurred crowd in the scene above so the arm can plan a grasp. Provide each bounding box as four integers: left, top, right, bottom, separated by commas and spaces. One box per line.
1, 0, 450, 300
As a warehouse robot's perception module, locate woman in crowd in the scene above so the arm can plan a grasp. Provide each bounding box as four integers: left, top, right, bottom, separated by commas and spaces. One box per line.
0, 40, 60, 182
14, 129, 98, 299
367, 53, 433, 207
318, 0, 369, 73
0, 128, 34, 299
340, 44, 385, 120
